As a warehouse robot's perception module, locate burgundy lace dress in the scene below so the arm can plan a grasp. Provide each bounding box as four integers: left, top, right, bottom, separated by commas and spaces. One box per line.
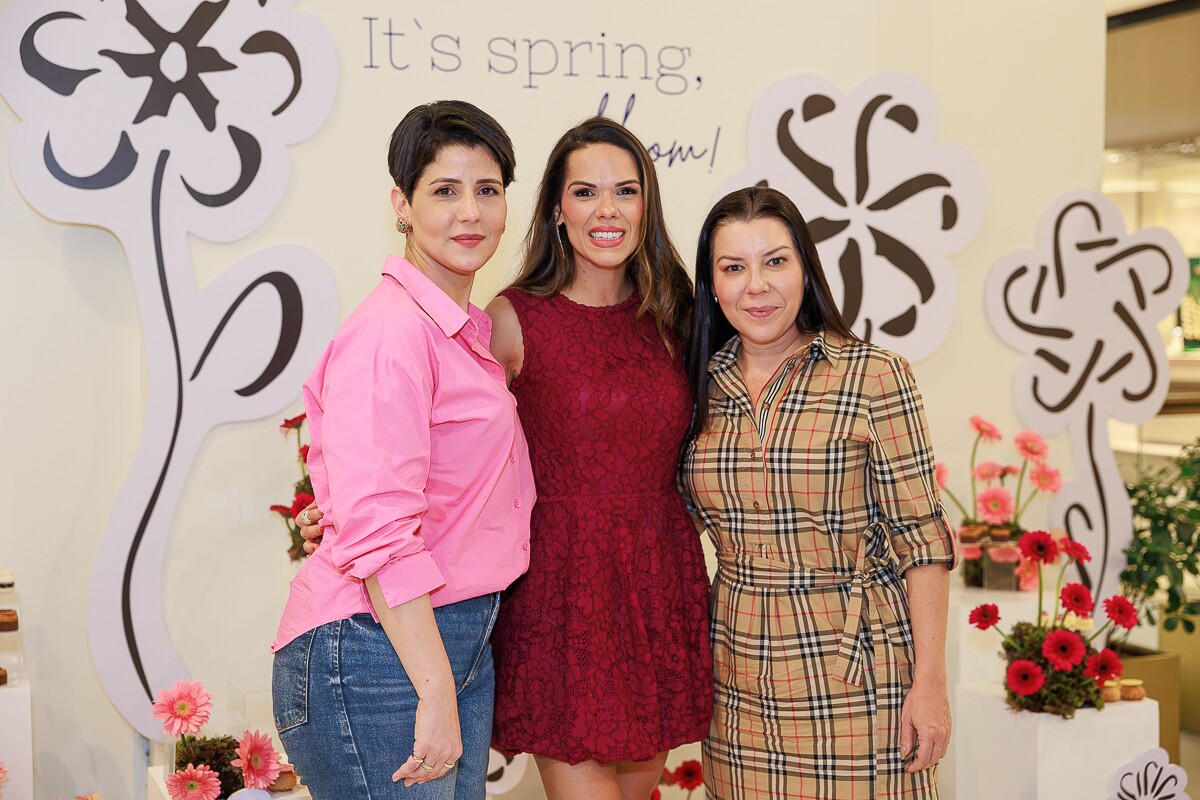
490, 289, 713, 765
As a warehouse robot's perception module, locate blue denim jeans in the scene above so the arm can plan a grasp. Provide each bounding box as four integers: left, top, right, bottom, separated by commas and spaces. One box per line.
272, 593, 501, 799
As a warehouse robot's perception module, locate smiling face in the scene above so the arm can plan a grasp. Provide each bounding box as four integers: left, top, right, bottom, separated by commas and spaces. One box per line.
392, 144, 507, 289
711, 216, 807, 351
556, 143, 644, 275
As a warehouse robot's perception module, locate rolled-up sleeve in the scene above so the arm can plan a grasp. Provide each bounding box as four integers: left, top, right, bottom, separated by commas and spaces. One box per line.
305, 311, 447, 608
867, 355, 958, 574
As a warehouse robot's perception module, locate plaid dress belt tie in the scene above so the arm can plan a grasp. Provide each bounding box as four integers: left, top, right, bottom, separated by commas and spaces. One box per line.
717, 546, 902, 688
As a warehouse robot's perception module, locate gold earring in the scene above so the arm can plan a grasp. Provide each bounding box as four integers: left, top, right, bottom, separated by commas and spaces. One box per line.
396, 217, 413, 234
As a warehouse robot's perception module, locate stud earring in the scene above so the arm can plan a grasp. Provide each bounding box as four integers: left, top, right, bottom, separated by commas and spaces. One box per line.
396, 217, 413, 234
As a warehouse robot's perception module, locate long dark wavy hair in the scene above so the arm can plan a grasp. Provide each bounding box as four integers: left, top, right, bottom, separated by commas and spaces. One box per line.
509, 116, 693, 354
686, 186, 857, 439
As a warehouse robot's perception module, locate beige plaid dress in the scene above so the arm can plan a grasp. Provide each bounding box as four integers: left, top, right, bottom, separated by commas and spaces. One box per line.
681, 332, 957, 800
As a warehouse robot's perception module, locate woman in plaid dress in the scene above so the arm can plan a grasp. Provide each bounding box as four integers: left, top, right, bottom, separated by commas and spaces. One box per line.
682, 187, 957, 799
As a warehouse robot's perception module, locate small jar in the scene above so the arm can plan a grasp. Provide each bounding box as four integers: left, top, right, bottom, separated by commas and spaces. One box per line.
1119, 678, 1146, 701
959, 524, 988, 544
1100, 680, 1121, 702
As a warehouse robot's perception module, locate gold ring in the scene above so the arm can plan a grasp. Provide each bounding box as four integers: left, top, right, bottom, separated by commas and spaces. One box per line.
411, 755, 425, 764
421, 763, 435, 773
444, 762, 457, 769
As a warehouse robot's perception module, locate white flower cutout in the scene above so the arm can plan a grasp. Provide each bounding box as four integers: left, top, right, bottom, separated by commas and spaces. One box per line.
0, 0, 340, 739
719, 72, 985, 361
1106, 747, 1191, 800
984, 190, 1189, 599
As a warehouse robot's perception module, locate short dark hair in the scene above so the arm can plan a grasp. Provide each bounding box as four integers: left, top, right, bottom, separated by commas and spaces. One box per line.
686, 186, 857, 439
387, 101, 516, 199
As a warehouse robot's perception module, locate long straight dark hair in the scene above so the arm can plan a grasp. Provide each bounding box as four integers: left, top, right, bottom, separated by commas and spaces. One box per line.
686, 186, 857, 439
509, 117, 693, 355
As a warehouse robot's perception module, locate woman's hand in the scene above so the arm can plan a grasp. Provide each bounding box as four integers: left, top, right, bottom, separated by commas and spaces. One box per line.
295, 502, 324, 554
900, 681, 950, 773
394, 690, 463, 786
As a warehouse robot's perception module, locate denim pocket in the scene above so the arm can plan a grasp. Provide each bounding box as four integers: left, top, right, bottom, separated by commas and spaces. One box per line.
458, 593, 501, 693
272, 627, 316, 734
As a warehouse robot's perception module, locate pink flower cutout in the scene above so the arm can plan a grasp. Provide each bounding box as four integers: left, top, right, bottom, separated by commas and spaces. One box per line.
152, 680, 212, 737
970, 415, 1002, 443
232, 729, 283, 789
975, 486, 1014, 525
972, 460, 1002, 482
935, 462, 949, 490
1029, 463, 1062, 494
165, 764, 220, 800
1014, 430, 1049, 462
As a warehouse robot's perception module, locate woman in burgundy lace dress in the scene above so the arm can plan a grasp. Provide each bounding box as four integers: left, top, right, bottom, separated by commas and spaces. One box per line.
485, 117, 712, 799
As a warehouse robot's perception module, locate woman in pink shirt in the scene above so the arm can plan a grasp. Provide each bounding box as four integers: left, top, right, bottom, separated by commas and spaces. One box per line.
271, 101, 534, 800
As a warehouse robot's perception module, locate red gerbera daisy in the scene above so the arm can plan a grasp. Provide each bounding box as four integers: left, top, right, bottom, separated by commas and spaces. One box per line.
673, 760, 703, 791
1042, 629, 1086, 671
1006, 659, 1046, 696
1060, 583, 1093, 617
1083, 648, 1123, 685
1018, 529, 1059, 564
1104, 596, 1138, 630
280, 413, 306, 433
1060, 539, 1091, 563
968, 603, 1001, 630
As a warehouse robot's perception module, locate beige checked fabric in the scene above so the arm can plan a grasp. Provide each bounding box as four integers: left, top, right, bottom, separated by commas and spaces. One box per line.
682, 332, 957, 800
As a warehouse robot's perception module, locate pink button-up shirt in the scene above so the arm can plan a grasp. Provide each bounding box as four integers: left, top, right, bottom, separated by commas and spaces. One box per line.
272, 257, 534, 652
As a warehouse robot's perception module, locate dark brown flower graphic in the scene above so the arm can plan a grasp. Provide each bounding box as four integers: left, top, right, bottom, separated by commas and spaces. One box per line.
721, 72, 984, 360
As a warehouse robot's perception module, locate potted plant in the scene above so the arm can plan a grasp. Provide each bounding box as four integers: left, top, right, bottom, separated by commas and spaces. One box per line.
1114, 437, 1200, 764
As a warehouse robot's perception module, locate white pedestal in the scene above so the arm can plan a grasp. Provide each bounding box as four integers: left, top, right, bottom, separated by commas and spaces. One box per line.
0, 680, 33, 800
147, 765, 311, 800
955, 683, 1158, 799
942, 583, 1041, 798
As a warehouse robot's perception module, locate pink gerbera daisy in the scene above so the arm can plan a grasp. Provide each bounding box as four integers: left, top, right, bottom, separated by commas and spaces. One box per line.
1029, 463, 1063, 494
1000, 464, 1020, 478
935, 462, 949, 490
232, 730, 283, 789
0, 760, 8, 782
973, 461, 1002, 482
970, 415, 1002, 443
165, 764, 220, 800
975, 486, 1014, 525
960, 543, 983, 561
1014, 430, 1049, 462
152, 681, 212, 737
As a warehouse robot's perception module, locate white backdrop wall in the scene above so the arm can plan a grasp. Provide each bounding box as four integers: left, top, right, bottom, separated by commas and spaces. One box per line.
0, 1, 1105, 797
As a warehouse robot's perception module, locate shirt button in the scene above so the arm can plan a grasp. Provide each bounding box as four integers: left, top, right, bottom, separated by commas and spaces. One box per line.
752, 501, 761, 509
522, 542, 530, 551
514, 499, 522, 508
510, 455, 517, 464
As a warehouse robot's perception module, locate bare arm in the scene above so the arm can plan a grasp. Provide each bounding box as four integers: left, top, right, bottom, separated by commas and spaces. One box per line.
365, 576, 461, 786
485, 295, 524, 385
900, 563, 951, 773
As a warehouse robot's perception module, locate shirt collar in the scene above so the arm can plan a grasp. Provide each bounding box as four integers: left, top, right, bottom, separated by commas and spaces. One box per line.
708, 328, 843, 378
383, 255, 478, 339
